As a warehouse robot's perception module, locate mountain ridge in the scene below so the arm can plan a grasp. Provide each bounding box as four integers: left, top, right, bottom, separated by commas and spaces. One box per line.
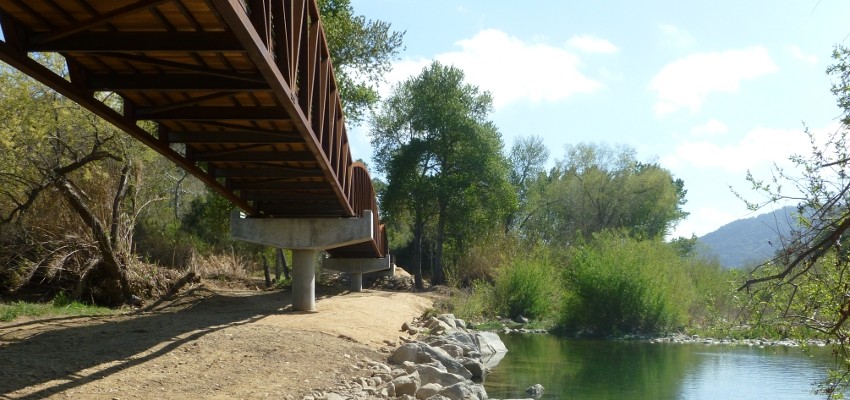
696, 206, 798, 269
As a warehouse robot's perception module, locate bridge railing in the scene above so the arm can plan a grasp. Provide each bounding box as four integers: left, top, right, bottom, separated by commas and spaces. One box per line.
234, 0, 352, 210
234, 0, 386, 257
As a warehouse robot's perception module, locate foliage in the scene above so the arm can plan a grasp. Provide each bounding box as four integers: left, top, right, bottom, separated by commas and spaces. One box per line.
731, 46, 850, 397
507, 135, 550, 231
521, 143, 688, 245
492, 249, 560, 320
318, 0, 404, 124
559, 233, 694, 336
371, 61, 516, 287
0, 54, 145, 304
447, 232, 517, 286
682, 256, 738, 334
443, 281, 496, 322
181, 191, 237, 250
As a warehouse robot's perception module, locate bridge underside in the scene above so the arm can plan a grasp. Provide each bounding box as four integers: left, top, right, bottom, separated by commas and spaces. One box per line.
0, 0, 388, 310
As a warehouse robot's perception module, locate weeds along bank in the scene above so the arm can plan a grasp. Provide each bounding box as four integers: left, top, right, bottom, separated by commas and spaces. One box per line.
442, 232, 744, 339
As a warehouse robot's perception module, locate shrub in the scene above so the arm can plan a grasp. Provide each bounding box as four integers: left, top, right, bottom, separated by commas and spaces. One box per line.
445, 281, 496, 321
559, 232, 694, 336
493, 250, 560, 320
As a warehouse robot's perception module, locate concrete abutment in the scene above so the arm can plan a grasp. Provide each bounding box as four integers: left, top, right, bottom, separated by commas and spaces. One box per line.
230, 211, 389, 311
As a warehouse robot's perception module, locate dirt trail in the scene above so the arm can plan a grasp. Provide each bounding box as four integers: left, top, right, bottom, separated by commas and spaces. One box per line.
0, 285, 433, 399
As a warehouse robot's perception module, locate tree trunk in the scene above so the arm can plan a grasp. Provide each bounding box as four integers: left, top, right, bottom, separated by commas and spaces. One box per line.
432, 200, 447, 286
262, 253, 272, 288
412, 218, 425, 291
275, 248, 288, 281
109, 163, 131, 250
55, 176, 130, 305
172, 170, 188, 220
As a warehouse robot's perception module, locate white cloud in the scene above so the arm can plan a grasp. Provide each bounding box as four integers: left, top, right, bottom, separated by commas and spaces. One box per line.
650, 47, 778, 116
567, 34, 619, 54
659, 24, 696, 49
690, 119, 728, 137
379, 58, 431, 98
787, 45, 818, 65
382, 29, 603, 108
662, 124, 841, 173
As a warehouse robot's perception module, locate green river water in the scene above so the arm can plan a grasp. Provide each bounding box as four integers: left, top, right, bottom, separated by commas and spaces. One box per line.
484, 334, 842, 399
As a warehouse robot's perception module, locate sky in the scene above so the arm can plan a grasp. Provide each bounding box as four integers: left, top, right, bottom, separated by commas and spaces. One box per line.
345, 0, 850, 238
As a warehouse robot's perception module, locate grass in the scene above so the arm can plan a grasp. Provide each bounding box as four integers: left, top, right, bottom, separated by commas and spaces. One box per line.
0, 293, 118, 322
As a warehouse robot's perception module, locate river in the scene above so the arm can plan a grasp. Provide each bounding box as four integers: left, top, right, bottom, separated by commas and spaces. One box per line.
484, 334, 843, 399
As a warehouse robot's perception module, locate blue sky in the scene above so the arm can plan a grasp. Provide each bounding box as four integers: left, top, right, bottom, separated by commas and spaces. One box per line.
346, 0, 850, 238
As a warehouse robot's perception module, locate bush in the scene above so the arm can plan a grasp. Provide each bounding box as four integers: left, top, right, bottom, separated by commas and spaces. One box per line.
493, 250, 560, 320
559, 233, 694, 336
445, 281, 496, 321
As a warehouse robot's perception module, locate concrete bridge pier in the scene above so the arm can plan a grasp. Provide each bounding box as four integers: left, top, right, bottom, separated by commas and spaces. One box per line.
291, 249, 319, 312
229, 210, 389, 311
349, 272, 362, 293
323, 256, 393, 292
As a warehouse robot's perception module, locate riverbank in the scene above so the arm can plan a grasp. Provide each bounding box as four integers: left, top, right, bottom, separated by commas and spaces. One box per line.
475, 317, 831, 349
0, 283, 433, 399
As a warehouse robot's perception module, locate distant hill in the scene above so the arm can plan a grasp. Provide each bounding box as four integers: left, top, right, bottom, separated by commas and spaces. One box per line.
697, 206, 799, 269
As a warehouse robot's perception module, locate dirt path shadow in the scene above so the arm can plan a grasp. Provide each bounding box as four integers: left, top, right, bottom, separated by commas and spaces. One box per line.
0, 285, 431, 399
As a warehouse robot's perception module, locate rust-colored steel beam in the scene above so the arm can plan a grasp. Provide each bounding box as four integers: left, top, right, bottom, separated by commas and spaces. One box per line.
209, 0, 354, 215
0, 39, 256, 215
30, 32, 244, 52
31, 0, 175, 44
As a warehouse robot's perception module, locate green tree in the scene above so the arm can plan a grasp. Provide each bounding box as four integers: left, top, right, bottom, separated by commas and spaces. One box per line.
319, 0, 405, 124
507, 135, 550, 232
0, 55, 154, 304
523, 143, 687, 245
371, 61, 515, 287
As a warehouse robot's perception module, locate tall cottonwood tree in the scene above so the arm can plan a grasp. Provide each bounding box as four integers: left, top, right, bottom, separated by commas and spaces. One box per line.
371, 61, 514, 287
521, 143, 687, 245
506, 135, 550, 231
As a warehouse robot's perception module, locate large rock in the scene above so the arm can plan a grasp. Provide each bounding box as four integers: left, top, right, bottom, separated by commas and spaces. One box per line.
439, 343, 465, 358
436, 314, 469, 331
425, 337, 476, 357
439, 331, 507, 369
461, 358, 486, 380
441, 332, 507, 357
439, 382, 487, 400
430, 320, 455, 335
391, 343, 422, 364
474, 332, 508, 356
419, 344, 473, 379
390, 371, 421, 397
416, 383, 443, 400
416, 364, 467, 386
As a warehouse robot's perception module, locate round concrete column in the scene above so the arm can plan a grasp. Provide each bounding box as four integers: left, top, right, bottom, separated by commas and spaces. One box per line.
292, 249, 319, 311
350, 273, 363, 292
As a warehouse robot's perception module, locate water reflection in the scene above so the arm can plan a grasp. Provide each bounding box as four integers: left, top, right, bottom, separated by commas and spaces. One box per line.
485, 334, 840, 400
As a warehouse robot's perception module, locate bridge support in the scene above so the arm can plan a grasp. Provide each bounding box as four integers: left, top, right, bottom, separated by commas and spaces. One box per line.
230, 211, 388, 311
291, 249, 319, 311
323, 257, 393, 292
